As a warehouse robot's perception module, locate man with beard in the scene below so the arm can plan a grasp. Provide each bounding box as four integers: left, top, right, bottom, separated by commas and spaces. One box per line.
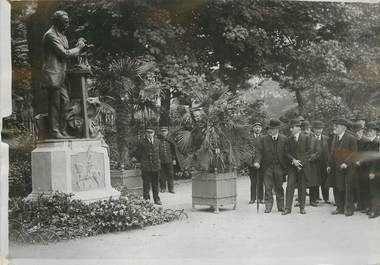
248, 122, 264, 204
283, 119, 314, 215
327, 118, 357, 216
254, 119, 287, 213
41, 10, 86, 138
311, 120, 330, 204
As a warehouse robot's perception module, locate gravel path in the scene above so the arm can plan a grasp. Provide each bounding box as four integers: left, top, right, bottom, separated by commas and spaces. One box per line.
9, 176, 380, 265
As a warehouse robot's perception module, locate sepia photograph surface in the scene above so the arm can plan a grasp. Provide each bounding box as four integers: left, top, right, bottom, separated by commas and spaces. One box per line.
1, 0, 380, 264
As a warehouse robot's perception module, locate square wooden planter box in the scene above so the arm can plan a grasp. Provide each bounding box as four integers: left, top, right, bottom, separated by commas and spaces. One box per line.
111, 168, 143, 195
192, 171, 237, 213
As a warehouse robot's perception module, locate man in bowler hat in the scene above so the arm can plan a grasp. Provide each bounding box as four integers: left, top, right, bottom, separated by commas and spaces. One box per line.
327, 118, 357, 216
365, 122, 380, 218
283, 119, 314, 215
254, 119, 287, 213
311, 120, 330, 204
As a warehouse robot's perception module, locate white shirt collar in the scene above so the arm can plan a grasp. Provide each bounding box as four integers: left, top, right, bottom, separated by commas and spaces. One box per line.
338, 131, 345, 141
272, 133, 279, 140
294, 132, 301, 141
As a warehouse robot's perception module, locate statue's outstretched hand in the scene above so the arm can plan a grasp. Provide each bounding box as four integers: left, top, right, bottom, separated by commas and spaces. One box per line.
77, 38, 86, 49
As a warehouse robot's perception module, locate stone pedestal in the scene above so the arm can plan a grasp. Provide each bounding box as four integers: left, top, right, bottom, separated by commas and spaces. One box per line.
28, 138, 120, 202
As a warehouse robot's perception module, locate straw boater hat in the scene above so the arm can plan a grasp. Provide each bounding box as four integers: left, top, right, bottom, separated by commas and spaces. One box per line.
252, 121, 263, 127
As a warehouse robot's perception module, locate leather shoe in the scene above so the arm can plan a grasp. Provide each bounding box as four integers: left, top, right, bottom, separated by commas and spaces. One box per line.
51, 131, 70, 139
310, 201, 318, 207
331, 209, 343, 215
264, 209, 271, 213
278, 208, 284, 212
344, 211, 354, 216
154, 200, 162, 205
368, 212, 379, 219
282, 209, 291, 215
249, 200, 255, 204
169, 190, 175, 194
300, 208, 306, 214
259, 200, 264, 204
324, 200, 331, 204
61, 130, 71, 137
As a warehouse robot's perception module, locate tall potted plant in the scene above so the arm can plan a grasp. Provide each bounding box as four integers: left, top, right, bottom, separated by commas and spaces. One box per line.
107, 57, 160, 193
173, 80, 254, 213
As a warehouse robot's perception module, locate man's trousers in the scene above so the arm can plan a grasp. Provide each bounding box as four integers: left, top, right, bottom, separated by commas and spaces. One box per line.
160, 163, 174, 192
263, 165, 284, 211
47, 86, 70, 134
142, 170, 160, 202
285, 170, 306, 211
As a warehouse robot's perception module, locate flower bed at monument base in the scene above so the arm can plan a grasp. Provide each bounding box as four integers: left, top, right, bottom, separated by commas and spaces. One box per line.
9, 192, 186, 244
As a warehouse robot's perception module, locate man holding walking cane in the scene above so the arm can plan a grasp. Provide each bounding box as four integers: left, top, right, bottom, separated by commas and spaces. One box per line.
327, 118, 357, 216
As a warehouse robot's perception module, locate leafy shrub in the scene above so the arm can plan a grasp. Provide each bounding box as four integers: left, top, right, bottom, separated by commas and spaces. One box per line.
9, 192, 186, 244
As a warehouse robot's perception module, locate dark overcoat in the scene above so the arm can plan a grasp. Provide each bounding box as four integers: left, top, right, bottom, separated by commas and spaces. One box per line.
308, 134, 329, 187
285, 133, 315, 182
157, 135, 183, 172
135, 137, 161, 172
254, 134, 288, 175
326, 132, 358, 191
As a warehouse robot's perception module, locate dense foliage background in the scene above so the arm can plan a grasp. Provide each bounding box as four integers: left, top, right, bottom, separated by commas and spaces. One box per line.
5, 0, 380, 193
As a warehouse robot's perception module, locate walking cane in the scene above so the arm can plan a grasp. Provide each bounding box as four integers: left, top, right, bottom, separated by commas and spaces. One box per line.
256, 167, 260, 213
344, 167, 348, 213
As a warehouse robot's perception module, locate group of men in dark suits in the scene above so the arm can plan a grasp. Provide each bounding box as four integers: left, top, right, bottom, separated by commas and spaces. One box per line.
248, 117, 380, 218
134, 124, 182, 205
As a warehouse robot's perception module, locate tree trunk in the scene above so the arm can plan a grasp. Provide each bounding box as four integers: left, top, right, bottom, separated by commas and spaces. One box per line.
159, 88, 171, 125
295, 89, 304, 115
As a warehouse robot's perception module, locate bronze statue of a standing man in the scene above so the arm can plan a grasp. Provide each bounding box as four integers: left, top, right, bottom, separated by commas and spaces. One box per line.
41, 10, 86, 139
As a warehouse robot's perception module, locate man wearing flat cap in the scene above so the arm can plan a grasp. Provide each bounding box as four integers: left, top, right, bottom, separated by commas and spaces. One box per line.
254, 119, 287, 213
248, 122, 264, 204
310, 120, 330, 204
135, 125, 162, 205
327, 118, 357, 216
283, 119, 314, 215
